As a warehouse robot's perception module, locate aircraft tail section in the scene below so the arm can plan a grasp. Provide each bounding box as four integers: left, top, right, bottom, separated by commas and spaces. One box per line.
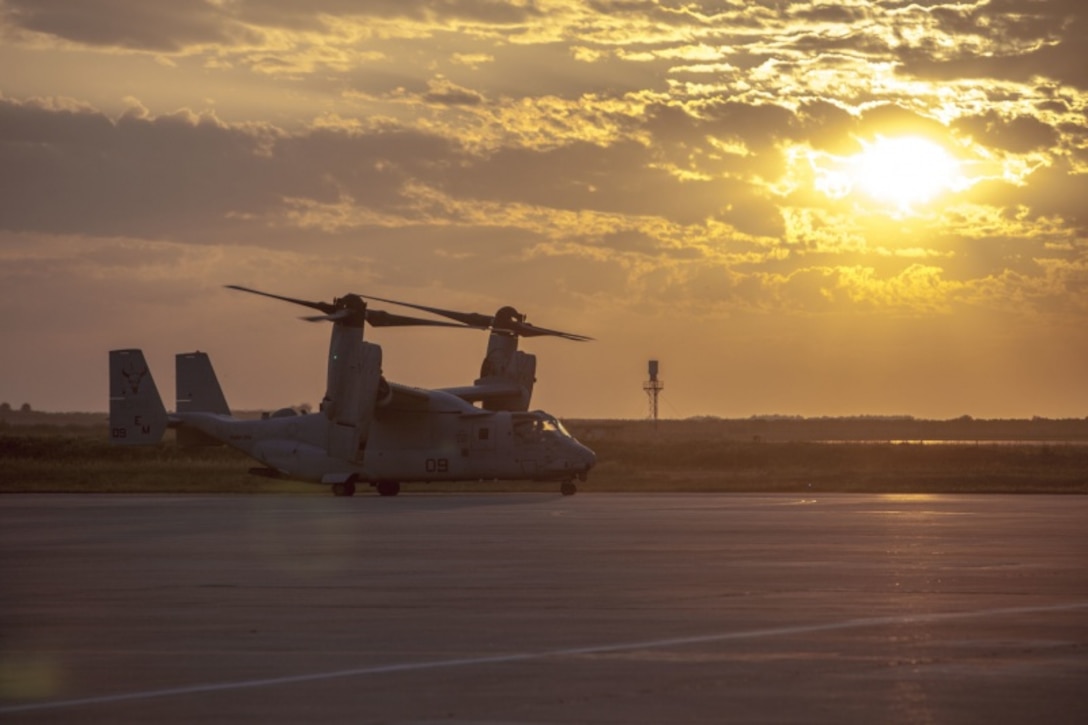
109, 349, 168, 445
176, 351, 230, 415
175, 351, 230, 447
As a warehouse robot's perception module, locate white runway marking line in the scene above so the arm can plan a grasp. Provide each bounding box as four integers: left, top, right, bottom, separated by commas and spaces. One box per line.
3, 601, 1086, 714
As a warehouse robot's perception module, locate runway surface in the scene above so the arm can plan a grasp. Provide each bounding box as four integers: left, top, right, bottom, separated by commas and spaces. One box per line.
1, 493, 1086, 724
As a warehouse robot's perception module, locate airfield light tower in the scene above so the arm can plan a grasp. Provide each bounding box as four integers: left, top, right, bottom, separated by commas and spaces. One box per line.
643, 359, 664, 428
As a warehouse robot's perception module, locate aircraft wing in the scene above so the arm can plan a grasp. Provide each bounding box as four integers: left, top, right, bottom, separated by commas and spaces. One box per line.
385, 381, 434, 410
438, 382, 527, 409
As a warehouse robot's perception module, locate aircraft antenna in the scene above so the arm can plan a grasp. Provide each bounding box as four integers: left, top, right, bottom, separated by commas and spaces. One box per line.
643, 360, 664, 429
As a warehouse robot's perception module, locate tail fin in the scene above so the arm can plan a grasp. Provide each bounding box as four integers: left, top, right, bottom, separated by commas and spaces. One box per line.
109, 349, 168, 445
176, 351, 230, 415
175, 351, 229, 447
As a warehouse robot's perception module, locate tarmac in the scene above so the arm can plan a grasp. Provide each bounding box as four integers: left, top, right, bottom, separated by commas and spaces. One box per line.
1, 492, 1086, 724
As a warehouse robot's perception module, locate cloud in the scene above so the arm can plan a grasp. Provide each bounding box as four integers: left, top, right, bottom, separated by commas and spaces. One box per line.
952, 110, 1059, 153
0, 95, 282, 237
2, 85, 1084, 318
420, 77, 485, 106
0, 0, 543, 51
1, 0, 240, 52
898, 1, 1088, 89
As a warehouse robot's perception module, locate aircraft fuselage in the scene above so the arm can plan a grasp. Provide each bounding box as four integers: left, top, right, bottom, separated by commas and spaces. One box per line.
175, 385, 595, 486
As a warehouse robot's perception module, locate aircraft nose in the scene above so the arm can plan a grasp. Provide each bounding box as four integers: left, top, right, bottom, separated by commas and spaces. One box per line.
560, 441, 596, 474
582, 445, 597, 470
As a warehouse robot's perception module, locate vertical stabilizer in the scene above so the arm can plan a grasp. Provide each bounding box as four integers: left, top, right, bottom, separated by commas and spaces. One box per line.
109, 349, 168, 445
176, 351, 230, 414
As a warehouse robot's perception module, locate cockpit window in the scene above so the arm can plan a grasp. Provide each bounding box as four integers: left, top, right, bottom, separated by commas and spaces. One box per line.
512, 412, 572, 440
533, 412, 572, 437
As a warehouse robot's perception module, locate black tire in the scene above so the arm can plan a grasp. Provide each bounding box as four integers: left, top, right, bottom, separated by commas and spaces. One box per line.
332, 480, 356, 497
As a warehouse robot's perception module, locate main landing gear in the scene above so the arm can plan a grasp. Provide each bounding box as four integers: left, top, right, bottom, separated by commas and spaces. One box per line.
332, 480, 400, 497
376, 481, 401, 497
332, 480, 356, 497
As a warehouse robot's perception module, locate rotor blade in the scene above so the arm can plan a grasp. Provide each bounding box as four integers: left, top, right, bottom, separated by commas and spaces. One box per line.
364, 309, 482, 329
301, 310, 351, 323
225, 285, 336, 314
361, 293, 591, 340
359, 295, 495, 328
510, 322, 594, 341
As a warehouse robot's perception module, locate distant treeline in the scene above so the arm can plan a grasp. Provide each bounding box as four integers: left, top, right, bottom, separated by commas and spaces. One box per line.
567, 416, 1088, 443
4, 416, 1088, 494
0, 410, 109, 427
3, 410, 1088, 443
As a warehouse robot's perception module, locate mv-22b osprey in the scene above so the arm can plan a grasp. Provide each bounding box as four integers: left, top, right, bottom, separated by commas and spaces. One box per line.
109, 286, 596, 497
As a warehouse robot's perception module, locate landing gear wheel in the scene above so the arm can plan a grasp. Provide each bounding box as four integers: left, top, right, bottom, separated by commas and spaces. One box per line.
560, 481, 577, 496
332, 481, 356, 497
377, 481, 401, 497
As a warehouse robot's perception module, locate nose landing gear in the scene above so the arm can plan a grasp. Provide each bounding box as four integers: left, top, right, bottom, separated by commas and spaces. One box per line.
560, 481, 577, 496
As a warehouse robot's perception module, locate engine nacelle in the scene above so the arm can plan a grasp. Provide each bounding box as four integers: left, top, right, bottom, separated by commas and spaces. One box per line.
375, 376, 393, 407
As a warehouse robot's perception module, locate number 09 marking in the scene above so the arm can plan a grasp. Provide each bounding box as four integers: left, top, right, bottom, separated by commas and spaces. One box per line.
425, 458, 449, 473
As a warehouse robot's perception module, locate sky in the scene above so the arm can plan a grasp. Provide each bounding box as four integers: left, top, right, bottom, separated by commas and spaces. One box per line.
1, 0, 1086, 420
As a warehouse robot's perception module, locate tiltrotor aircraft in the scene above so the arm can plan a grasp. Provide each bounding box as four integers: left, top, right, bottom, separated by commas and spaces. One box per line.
109, 286, 596, 497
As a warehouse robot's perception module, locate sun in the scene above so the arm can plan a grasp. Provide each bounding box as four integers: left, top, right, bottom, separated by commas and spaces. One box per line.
811, 135, 966, 214
851, 136, 963, 211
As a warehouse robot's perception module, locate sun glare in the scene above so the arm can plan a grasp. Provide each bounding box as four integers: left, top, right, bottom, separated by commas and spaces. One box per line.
855, 136, 962, 208
813, 135, 966, 214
